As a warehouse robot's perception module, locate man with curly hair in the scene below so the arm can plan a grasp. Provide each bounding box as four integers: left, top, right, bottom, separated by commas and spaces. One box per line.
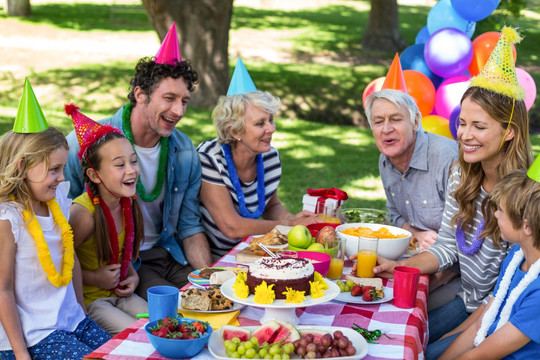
65, 56, 213, 299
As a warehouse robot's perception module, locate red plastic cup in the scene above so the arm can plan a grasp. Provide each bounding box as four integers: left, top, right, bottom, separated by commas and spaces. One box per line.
393, 266, 421, 309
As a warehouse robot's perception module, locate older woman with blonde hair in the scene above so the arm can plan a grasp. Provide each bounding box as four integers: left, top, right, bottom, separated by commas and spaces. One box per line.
197, 91, 320, 258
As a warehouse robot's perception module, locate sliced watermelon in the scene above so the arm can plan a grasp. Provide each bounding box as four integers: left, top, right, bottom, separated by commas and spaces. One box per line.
252, 320, 281, 345
274, 320, 301, 343
221, 325, 251, 342
300, 329, 329, 343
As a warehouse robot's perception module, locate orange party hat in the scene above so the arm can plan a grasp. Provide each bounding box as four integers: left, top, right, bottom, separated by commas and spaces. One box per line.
382, 53, 408, 92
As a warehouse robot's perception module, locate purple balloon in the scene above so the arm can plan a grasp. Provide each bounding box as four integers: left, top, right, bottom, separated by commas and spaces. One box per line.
449, 106, 461, 140
400, 44, 443, 87
451, 0, 500, 22
424, 28, 473, 78
435, 75, 470, 119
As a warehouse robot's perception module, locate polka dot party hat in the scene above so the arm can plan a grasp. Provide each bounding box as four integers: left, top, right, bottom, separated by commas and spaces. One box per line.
470, 27, 525, 100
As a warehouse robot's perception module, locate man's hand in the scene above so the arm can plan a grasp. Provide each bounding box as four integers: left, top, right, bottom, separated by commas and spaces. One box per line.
349, 253, 397, 279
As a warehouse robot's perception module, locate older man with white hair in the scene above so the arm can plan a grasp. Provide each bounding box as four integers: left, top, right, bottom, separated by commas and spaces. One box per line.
365, 89, 459, 308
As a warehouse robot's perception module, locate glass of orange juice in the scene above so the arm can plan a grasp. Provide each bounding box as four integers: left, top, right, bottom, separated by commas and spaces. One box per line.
357, 236, 379, 278
326, 238, 346, 279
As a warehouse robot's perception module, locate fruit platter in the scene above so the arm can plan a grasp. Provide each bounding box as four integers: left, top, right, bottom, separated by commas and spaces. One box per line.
208, 320, 368, 359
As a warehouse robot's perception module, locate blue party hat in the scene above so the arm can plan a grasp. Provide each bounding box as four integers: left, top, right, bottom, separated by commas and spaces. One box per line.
227, 57, 257, 96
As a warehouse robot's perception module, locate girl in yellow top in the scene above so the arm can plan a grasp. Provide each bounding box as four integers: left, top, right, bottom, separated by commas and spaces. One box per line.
66, 104, 147, 335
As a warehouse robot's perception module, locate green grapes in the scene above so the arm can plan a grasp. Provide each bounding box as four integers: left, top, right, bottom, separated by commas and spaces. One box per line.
224, 336, 296, 359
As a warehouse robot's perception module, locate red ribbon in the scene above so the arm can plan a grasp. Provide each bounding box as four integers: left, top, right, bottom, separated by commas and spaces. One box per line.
307, 187, 349, 201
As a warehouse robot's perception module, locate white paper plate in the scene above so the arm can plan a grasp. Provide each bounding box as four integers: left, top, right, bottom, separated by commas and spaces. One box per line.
178, 301, 245, 314
333, 284, 393, 305
208, 325, 368, 359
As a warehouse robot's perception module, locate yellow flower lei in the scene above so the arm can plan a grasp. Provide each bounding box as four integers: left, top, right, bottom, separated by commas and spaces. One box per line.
23, 199, 75, 287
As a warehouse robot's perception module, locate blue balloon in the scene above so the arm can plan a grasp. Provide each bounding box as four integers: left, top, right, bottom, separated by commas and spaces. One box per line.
451, 0, 500, 21
400, 44, 443, 87
415, 26, 430, 45
427, 0, 476, 38
424, 28, 473, 78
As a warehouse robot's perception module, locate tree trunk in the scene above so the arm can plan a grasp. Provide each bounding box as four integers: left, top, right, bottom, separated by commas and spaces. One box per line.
5, 0, 31, 16
141, 0, 233, 108
361, 0, 407, 53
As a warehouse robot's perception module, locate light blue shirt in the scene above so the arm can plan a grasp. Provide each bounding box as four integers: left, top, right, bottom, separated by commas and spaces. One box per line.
64, 105, 205, 268
379, 130, 458, 231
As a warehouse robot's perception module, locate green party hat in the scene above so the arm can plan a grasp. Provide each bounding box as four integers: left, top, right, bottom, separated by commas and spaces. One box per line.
13, 78, 49, 133
527, 153, 540, 182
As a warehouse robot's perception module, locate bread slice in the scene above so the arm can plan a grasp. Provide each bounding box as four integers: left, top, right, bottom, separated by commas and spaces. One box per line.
345, 275, 383, 291
181, 288, 212, 311
207, 286, 233, 310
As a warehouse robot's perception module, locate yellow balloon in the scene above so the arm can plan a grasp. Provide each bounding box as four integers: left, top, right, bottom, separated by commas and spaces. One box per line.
421, 115, 453, 139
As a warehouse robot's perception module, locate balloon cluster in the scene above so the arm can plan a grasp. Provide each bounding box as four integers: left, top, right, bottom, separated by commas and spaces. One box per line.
363, 0, 536, 139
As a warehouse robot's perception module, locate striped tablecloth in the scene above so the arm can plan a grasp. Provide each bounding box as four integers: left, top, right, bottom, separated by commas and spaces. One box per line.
85, 238, 429, 360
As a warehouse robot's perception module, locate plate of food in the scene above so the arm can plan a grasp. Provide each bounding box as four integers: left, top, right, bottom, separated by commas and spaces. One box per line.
180, 285, 245, 313
333, 276, 394, 305
208, 324, 368, 359
188, 267, 247, 288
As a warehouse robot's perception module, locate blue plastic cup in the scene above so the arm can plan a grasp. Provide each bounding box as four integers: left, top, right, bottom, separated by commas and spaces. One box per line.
147, 285, 179, 322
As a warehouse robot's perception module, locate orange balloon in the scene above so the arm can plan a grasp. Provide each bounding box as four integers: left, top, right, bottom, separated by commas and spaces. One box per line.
403, 70, 436, 116
469, 32, 517, 76
362, 76, 385, 106
421, 115, 453, 139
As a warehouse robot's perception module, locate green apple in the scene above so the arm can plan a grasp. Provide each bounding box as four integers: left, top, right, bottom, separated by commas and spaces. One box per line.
306, 242, 326, 253
287, 225, 312, 249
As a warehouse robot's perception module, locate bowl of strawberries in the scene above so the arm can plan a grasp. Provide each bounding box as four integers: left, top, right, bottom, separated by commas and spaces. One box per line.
145, 316, 212, 359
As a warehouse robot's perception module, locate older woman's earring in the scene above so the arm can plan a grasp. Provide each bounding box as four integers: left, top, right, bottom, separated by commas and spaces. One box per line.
236, 138, 241, 141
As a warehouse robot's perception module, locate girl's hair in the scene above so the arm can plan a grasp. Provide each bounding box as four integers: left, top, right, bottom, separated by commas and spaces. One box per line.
212, 91, 281, 145
81, 132, 144, 263
0, 127, 68, 210
452, 86, 533, 247
484, 169, 540, 250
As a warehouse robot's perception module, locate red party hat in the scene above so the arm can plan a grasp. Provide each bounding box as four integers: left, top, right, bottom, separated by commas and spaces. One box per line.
154, 22, 182, 65
382, 53, 408, 92
65, 103, 123, 160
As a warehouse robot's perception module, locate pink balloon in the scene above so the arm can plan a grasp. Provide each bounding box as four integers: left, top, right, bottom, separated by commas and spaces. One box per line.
435, 75, 470, 119
516, 67, 537, 111
362, 76, 385, 106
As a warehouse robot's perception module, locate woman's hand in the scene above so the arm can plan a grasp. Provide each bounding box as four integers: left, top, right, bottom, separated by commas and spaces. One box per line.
286, 211, 323, 227
349, 253, 398, 279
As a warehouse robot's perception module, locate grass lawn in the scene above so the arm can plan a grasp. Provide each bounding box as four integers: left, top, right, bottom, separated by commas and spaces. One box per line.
1, 0, 539, 213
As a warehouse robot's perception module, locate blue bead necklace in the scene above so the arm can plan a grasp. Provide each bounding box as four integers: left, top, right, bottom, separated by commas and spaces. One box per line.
222, 144, 266, 219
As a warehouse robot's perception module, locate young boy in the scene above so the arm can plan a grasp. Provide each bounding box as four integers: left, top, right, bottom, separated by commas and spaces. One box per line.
439, 168, 540, 359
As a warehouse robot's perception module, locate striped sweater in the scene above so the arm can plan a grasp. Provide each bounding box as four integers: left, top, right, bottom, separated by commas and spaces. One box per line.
197, 139, 281, 256
426, 166, 511, 312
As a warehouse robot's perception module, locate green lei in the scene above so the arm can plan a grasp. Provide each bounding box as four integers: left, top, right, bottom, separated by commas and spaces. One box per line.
122, 103, 168, 202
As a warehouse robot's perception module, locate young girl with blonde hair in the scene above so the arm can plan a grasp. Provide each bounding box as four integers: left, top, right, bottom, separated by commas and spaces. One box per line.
0, 80, 110, 359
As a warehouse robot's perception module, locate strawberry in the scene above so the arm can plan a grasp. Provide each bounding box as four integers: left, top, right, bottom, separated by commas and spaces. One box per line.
362, 286, 374, 294
192, 321, 206, 333
154, 326, 170, 338
162, 316, 178, 331
362, 289, 381, 302
362, 290, 373, 301
350, 284, 363, 297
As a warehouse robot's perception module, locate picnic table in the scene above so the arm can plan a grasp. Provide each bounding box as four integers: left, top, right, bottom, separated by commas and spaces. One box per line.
85, 237, 429, 360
